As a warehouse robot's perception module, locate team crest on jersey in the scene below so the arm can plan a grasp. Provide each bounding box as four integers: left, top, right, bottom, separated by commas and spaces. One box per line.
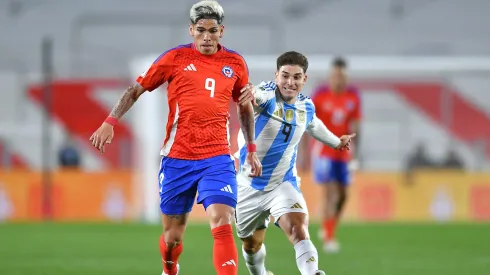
297, 110, 306, 123
222, 66, 234, 78
285, 109, 294, 123
273, 107, 283, 118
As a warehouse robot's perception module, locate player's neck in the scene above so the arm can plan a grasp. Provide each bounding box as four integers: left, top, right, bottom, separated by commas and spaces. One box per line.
280, 94, 297, 104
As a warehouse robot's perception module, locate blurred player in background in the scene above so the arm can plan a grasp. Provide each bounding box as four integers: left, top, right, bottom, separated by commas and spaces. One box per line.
235, 51, 355, 275
311, 57, 362, 253
90, 1, 261, 275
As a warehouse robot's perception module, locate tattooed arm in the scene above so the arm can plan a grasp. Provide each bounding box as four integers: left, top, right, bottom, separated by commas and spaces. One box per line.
108, 83, 146, 119
90, 48, 173, 153
89, 83, 147, 153
109, 47, 174, 119
237, 102, 262, 177
237, 102, 255, 145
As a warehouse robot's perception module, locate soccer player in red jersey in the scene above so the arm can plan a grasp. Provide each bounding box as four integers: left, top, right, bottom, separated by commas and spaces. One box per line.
89, 1, 262, 274
311, 57, 361, 253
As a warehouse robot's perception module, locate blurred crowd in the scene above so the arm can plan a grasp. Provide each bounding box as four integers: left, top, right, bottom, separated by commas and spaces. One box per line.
406, 143, 465, 171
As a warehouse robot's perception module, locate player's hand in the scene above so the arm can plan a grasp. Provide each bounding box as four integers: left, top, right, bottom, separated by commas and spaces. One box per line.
246, 152, 262, 177
238, 83, 257, 107
89, 122, 114, 154
336, 133, 356, 151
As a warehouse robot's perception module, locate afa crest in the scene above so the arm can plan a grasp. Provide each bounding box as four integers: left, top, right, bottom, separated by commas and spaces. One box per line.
273, 107, 284, 118
297, 110, 306, 123
285, 109, 294, 123
222, 66, 234, 78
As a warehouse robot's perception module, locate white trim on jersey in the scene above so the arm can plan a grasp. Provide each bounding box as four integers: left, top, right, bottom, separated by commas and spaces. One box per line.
226, 113, 231, 147
160, 103, 179, 156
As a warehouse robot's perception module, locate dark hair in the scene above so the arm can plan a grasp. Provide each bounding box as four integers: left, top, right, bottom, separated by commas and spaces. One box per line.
332, 57, 347, 68
276, 51, 308, 73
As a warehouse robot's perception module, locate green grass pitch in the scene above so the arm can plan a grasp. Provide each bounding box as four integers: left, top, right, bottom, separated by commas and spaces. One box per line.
0, 222, 489, 275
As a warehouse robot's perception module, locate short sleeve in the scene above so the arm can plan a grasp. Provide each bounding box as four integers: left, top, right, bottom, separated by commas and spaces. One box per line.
136, 50, 176, 92
305, 98, 316, 126
232, 56, 250, 102
254, 81, 277, 108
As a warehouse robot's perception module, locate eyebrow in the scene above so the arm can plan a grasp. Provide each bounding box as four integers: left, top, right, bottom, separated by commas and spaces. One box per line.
196, 26, 218, 30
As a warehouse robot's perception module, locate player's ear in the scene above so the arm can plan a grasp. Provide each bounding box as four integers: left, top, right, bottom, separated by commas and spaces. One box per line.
219, 25, 224, 38
303, 73, 308, 84
274, 71, 279, 82
189, 24, 194, 37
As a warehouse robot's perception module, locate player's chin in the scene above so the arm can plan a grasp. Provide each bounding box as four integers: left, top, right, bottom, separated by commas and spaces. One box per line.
281, 92, 296, 101
200, 46, 215, 54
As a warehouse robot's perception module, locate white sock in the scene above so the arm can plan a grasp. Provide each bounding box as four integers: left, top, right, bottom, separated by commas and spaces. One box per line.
294, 240, 319, 275
242, 244, 267, 275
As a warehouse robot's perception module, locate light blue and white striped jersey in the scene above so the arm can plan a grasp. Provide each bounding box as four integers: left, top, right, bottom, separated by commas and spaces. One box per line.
236, 80, 317, 191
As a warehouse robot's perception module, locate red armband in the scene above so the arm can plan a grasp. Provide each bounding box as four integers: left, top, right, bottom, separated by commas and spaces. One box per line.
247, 143, 256, 152
104, 116, 118, 126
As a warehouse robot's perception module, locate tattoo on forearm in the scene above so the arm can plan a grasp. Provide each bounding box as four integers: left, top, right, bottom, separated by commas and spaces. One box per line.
238, 103, 255, 143
109, 85, 140, 119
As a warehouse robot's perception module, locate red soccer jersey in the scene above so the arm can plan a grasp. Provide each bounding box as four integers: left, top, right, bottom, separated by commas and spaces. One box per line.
136, 43, 249, 160
311, 85, 361, 162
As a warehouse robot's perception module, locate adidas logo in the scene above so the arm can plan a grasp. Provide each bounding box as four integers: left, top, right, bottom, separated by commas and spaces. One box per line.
220, 185, 233, 194
183, 64, 197, 71
306, 256, 316, 263
221, 259, 236, 266
291, 202, 303, 209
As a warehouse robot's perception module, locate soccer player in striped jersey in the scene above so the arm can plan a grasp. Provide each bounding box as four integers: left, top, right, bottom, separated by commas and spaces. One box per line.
89, 1, 261, 275
234, 51, 355, 275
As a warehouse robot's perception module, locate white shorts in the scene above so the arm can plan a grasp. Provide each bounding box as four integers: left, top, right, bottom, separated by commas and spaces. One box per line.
235, 180, 309, 239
